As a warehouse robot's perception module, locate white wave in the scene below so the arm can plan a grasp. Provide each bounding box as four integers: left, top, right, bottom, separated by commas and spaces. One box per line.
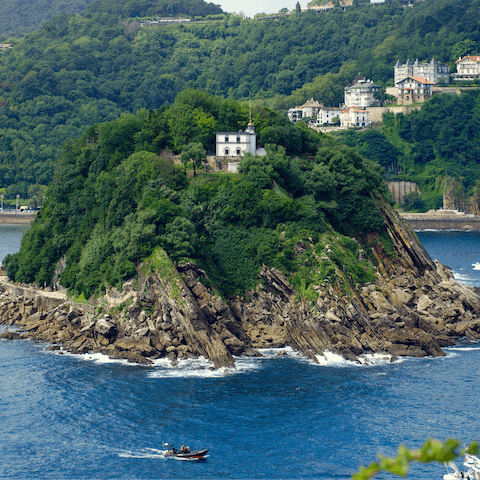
256, 346, 300, 358
148, 355, 254, 378
313, 351, 400, 367
147, 347, 303, 378
48, 348, 134, 366
446, 346, 480, 352
452, 271, 478, 285
117, 447, 168, 459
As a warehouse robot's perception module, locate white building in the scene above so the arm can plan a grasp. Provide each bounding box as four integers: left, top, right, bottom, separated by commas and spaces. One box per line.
454, 55, 480, 81
340, 108, 371, 128
394, 58, 450, 85
216, 123, 256, 157
287, 98, 323, 123
344, 78, 380, 108
314, 106, 341, 125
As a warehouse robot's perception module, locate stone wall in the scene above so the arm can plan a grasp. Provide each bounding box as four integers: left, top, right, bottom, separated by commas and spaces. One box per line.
400, 214, 480, 231
387, 181, 420, 205
0, 213, 35, 225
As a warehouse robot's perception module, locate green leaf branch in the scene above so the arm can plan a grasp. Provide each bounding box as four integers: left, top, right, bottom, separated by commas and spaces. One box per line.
353, 438, 479, 480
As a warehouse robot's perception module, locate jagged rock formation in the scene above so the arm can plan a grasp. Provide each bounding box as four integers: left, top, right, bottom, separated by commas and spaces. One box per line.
1, 202, 480, 368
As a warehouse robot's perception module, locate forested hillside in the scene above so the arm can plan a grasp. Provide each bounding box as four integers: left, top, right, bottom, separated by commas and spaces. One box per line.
4, 91, 386, 298
0, 0, 479, 198
339, 91, 480, 211
0, 0, 97, 38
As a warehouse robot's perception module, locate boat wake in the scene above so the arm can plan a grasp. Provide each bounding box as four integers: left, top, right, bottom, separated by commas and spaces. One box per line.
117, 447, 168, 459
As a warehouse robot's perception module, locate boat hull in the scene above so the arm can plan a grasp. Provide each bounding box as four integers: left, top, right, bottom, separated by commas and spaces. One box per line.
164, 449, 208, 460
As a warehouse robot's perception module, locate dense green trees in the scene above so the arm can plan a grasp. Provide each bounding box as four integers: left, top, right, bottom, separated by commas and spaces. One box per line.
0, 0, 96, 38
4, 92, 387, 298
338, 91, 480, 210
1, 0, 479, 197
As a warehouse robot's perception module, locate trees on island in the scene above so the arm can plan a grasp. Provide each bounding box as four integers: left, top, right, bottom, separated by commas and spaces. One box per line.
4, 90, 388, 298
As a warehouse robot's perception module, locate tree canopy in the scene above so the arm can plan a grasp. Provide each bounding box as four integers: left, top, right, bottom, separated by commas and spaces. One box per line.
4, 91, 387, 298
0, 0, 479, 196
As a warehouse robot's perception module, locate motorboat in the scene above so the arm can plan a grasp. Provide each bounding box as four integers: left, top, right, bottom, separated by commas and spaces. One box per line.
162, 443, 208, 460
444, 454, 480, 480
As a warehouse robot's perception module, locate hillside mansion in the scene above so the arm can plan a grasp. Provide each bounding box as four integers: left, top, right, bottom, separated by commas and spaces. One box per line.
288, 55, 480, 129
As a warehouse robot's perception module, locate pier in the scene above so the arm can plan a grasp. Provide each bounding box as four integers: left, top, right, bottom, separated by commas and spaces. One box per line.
0, 211, 36, 225
399, 209, 480, 231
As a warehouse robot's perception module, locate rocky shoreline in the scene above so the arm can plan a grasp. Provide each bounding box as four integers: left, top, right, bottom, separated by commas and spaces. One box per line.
1, 203, 480, 368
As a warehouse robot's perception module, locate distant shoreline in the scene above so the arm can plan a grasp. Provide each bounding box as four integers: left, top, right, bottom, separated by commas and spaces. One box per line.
0, 213, 35, 225
399, 210, 480, 231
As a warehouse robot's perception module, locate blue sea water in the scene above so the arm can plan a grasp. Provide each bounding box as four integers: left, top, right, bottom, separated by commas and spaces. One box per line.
1, 227, 480, 480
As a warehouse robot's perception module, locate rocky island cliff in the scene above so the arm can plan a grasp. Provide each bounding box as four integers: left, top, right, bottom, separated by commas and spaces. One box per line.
2, 199, 479, 368
3, 100, 480, 368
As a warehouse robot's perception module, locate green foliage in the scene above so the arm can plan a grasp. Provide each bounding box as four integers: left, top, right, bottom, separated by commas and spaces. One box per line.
1, 0, 480, 194
353, 438, 478, 480
180, 142, 206, 175
401, 190, 425, 211
6, 92, 391, 298
0, 3, 96, 38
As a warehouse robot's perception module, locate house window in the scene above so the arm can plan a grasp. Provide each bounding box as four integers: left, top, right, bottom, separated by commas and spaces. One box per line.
224, 148, 229, 155
225, 135, 229, 142
237, 136, 241, 143
236, 148, 241, 155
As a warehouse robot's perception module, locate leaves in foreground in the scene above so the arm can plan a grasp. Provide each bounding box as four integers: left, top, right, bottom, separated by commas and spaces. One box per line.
353, 438, 478, 480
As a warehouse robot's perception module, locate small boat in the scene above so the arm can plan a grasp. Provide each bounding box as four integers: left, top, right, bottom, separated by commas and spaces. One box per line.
162, 443, 208, 460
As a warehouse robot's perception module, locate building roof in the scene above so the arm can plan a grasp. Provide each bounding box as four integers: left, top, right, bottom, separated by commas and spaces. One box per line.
456, 55, 480, 63
346, 80, 379, 89
216, 131, 255, 135
297, 98, 323, 109
398, 76, 435, 85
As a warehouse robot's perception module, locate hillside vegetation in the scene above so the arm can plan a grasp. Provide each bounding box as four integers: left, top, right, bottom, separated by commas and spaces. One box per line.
338, 91, 480, 211
0, 0, 97, 38
0, 0, 479, 197
4, 91, 386, 299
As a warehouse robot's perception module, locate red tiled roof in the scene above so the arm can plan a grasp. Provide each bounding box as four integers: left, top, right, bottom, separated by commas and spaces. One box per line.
456, 55, 480, 63
399, 76, 434, 85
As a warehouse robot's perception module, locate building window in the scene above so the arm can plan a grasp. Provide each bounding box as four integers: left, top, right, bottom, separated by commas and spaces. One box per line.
225, 135, 229, 142
224, 148, 229, 155
236, 148, 241, 155
237, 136, 241, 143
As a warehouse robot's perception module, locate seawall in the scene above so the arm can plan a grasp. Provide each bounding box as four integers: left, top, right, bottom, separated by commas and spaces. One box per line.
0, 212, 35, 225
399, 211, 480, 231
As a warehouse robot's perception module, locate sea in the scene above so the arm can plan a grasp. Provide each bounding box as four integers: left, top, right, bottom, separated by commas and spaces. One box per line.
1, 225, 480, 480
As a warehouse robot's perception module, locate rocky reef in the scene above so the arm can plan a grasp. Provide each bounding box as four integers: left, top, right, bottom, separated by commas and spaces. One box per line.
1, 202, 480, 368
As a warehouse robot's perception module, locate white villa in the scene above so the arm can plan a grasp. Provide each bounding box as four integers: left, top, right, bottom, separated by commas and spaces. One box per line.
344, 78, 380, 108
287, 98, 323, 123
396, 76, 434, 105
454, 55, 480, 81
314, 106, 342, 125
394, 58, 450, 85
215, 123, 257, 157
340, 108, 371, 128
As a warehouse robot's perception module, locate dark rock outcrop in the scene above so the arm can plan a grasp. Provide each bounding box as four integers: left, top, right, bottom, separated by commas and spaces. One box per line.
1, 201, 480, 367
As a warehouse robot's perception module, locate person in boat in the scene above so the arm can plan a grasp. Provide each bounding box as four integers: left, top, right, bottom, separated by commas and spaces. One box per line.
180, 445, 190, 453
